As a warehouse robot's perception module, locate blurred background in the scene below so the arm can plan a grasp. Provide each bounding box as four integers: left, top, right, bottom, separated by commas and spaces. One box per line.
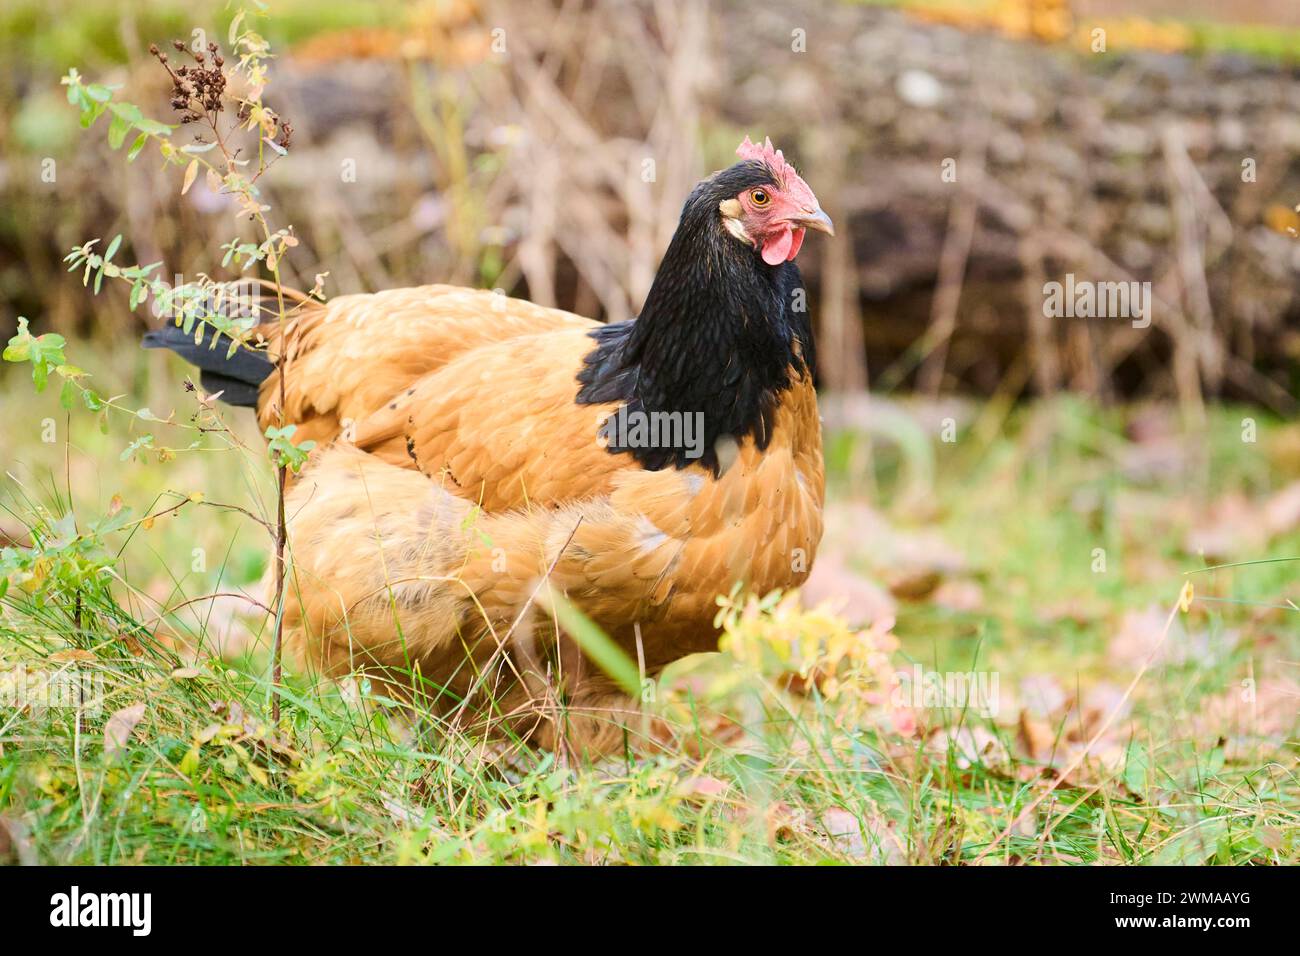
4, 0, 1300, 405
1, 0, 1298, 759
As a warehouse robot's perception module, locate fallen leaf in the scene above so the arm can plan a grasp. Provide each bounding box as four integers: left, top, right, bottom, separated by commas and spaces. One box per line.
119, 633, 145, 657
1018, 711, 1058, 763
103, 702, 146, 757
799, 552, 896, 625
927, 726, 1008, 770
1107, 606, 1174, 669
677, 775, 730, 803
888, 569, 944, 602
765, 800, 807, 843
821, 807, 905, 864
0, 815, 36, 866
1019, 675, 1068, 717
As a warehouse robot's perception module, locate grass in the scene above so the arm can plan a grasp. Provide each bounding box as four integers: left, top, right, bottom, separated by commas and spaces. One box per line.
1, 347, 1296, 865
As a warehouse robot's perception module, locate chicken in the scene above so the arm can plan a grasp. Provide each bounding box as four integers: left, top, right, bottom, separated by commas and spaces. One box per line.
143, 137, 834, 754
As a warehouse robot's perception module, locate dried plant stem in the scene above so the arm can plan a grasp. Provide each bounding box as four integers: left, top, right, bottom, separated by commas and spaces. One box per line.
269, 278, 290, 723
270, 460, 287, 722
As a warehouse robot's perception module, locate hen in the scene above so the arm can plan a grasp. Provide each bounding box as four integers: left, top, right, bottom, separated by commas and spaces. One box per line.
144, 137, 834, 753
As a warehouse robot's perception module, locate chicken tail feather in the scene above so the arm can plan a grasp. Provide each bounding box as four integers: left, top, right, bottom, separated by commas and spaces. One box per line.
141, 322, 273, 407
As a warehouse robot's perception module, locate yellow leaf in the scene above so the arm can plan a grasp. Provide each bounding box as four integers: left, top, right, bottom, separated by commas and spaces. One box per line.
181, 158, 198, 196
179, 744, 201, 776
188, 492, 204, 504
49, 649, 95, 663
141, 515, 155, 530
1178, 581, 1194, 613
228, 8, 245, 45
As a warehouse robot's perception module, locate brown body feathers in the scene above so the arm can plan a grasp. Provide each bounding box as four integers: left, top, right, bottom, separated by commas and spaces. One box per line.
270, 285, 824, 753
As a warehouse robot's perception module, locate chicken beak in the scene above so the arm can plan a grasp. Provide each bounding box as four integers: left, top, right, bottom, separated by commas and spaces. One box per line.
793, 209, 835, 237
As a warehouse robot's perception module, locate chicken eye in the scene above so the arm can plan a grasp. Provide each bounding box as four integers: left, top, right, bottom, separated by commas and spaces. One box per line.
750, 188, 770, 207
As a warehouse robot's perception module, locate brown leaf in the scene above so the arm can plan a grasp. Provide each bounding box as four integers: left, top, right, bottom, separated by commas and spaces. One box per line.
887, 569, 943, 602
764, 800, 807, 843
103, 702, 146, 757
677, 775, 730, 803
119, 633, 145, 657
799, 552, 896, 625
1256, 827, 1286, 852
1017, 711, 1058, 763
928, 726, 1008, 770
821, 807, 904, 864
822, 808, 867, 858
0, 815, 36, 866
1107, 606, 1175, 670
1019, 675, 1068, 717
181, 158, 199, 196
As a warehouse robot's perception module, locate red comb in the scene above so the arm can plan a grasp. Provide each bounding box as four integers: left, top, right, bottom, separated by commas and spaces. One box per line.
736, 135, 794, 185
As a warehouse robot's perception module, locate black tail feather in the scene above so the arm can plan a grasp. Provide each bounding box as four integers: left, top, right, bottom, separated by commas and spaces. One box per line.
197, 371, 264, 407
142, 323, 274, 408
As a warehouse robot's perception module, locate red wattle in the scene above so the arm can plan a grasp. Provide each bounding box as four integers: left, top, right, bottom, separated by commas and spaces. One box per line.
786, 227, 806, 261
762, 226, 793, 265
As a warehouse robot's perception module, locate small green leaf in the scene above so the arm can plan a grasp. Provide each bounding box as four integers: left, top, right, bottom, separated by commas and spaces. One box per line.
107, 113, 129, 149
120, 434, 155, 461
108, 101, 143, 124
133, 117, 174, 136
